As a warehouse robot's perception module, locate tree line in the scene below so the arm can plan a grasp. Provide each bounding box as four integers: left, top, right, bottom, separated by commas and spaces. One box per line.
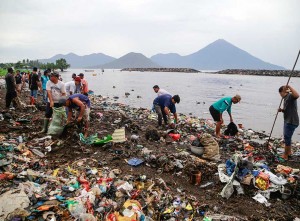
0, 58, 70, 72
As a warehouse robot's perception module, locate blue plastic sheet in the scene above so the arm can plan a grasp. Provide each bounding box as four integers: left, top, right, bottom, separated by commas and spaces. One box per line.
128, 158, 144, 166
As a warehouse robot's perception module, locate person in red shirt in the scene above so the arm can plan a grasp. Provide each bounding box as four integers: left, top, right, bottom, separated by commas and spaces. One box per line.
78, 73, 89, 96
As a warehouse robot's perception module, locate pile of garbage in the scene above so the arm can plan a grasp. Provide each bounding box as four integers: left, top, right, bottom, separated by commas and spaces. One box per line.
0, 133, 219, 221
1, 92, 300, 220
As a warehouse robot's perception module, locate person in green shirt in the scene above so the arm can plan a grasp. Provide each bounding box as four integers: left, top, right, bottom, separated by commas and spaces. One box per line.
209, 95, 241, 137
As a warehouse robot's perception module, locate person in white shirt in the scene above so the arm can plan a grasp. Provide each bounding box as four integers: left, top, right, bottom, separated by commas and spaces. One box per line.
40, 72, 66, 133
65, 81, 76, 96
153, 85, 171, 96
65, 77, 82, 96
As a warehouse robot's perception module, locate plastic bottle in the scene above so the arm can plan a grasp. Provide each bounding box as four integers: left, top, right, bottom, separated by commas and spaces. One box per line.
18, 136, 23, 143
31, 149, 45, 158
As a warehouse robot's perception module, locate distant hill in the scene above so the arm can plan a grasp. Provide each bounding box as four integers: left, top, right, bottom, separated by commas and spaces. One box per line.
39, 52, 116, 68
94, 52, 161, 69
151, 39, 285, 70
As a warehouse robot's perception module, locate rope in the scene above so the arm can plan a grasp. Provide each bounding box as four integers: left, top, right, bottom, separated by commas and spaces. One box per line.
266, 50, 300, 150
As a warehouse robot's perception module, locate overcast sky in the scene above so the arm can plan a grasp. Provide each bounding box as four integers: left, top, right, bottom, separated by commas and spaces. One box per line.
0, 0, 299, 68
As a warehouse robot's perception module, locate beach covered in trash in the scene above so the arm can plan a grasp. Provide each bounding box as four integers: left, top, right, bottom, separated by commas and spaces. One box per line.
1, 88, 300, 221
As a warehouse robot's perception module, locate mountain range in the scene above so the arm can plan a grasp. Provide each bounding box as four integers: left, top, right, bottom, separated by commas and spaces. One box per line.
94, 52, 161, 69
39, 52, 115, 68
40, 39, 285, 70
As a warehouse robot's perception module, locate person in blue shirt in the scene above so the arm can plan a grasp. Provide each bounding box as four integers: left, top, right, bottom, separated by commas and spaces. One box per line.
153, 94, 180, 128
41, 70, 50, 103
59, 94, 91, 137
209, 95, 241, 137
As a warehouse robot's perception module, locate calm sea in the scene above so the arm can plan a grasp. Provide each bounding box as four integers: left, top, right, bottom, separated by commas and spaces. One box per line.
61, 69, 300, 141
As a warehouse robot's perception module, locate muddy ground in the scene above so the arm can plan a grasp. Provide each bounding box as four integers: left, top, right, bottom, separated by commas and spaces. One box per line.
1, 88, 300, 220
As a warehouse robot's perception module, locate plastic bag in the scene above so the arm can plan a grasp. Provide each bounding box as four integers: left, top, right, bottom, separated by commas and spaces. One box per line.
48, 107, 67, 136
224, 122, 238, 136
68, 200, 86, 219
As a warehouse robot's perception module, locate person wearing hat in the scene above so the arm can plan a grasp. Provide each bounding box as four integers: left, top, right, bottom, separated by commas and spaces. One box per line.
278, 85, 299, 160
59, 94, 91, 137
78, 73, 89, 96
209, 95, 241, 138
74, 76, 82, 94
153, 94, 180, 128
40, 72, 66, 133
65, 77, 81, 96
41, 70, 50, 103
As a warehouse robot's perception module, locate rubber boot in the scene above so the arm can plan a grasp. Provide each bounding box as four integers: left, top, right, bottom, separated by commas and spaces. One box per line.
40, 119, 50, 133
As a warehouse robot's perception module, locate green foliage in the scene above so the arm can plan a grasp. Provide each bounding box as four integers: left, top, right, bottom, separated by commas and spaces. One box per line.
55, 58, 70, 72
0, 57, 70, 74
0, 68, 7, 76
40, 62, 56, 70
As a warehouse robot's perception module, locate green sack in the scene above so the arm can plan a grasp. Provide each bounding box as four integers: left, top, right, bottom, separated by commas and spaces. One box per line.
47, 107, 67, 136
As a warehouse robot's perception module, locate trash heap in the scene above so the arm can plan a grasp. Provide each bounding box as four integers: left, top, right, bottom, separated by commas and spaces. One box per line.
0, 93, 300, 220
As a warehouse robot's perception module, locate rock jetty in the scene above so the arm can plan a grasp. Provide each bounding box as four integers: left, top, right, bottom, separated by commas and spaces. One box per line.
121, 68, 200, 73
216, 69, 300, 77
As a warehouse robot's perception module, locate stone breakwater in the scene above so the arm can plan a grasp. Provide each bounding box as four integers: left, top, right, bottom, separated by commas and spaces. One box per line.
216, 69, 300, 77
121, 68, 200, 73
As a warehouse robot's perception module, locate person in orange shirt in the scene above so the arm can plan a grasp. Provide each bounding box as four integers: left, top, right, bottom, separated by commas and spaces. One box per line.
78, 73, 89, 96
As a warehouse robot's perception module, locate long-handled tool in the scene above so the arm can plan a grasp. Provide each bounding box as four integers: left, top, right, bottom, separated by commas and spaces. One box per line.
266, 50, 300, 151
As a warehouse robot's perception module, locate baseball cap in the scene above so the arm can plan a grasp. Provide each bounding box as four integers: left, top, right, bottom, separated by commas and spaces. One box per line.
58, 97, 67, 106
74, 76, 81, 82
51, 72, 59, 77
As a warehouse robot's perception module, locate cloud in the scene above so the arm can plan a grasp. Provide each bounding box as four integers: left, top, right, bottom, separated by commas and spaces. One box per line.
0, 0, 299, 68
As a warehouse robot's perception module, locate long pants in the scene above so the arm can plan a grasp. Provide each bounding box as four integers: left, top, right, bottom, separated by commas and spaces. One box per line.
154, 104, 167, 126
43, 89, 48, 103
5, 92, 17, 108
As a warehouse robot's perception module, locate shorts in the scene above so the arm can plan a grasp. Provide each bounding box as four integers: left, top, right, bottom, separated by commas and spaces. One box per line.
283, 122, 298, 146
45, 102, 61, 118
30, 90, 38, 98
209, 105, 221, 122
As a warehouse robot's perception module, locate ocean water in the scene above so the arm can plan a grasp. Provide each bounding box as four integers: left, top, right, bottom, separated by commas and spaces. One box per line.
60, 69, 300, 141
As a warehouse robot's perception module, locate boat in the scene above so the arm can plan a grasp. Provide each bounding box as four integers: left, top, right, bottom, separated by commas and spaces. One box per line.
84, 70, 94, 72
92, 73, 97, 76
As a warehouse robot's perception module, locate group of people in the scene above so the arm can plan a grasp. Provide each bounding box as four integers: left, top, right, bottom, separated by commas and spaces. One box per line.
4, 68, 91, 137
5, 68, 299, 161
151, 84, 298, 161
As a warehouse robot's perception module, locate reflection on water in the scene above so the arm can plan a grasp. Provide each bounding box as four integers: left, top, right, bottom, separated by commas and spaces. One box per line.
60, 69, 300, 141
